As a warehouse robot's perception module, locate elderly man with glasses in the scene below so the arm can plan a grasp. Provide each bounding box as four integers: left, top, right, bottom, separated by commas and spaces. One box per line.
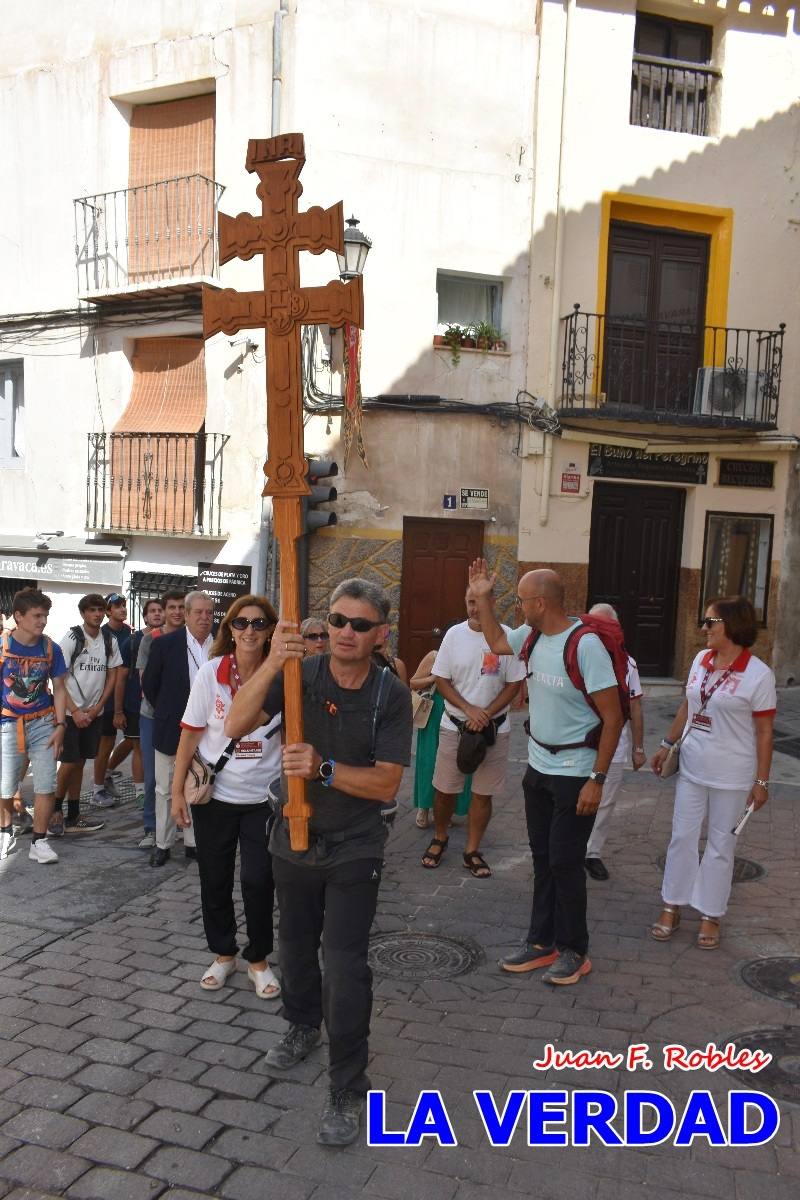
226, 577, 412, 1147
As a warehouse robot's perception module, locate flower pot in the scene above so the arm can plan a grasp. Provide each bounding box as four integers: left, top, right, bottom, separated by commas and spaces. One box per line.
433, 334, 446, 347
462, 336, 476, 349
476, 337, 490, 351
493, 339, 506, 352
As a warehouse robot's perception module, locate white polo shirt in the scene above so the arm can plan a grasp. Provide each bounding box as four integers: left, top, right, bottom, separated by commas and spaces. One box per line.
679, 649, 777, 790
432, 620, 526, 734
181, 655, 281, 806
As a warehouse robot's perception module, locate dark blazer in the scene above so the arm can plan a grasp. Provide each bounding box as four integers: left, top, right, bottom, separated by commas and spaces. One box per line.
142, 627, 191, 757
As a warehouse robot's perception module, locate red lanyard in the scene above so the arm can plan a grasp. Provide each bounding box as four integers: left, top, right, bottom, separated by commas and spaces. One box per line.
699, 661, 736, 708
229, 654, 242, 696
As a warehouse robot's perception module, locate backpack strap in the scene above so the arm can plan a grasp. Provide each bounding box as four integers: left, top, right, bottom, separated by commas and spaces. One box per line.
101, 625, 115, 661
369, 665, 391, 766
520, 627, 541, 676
67, 625, 85, 669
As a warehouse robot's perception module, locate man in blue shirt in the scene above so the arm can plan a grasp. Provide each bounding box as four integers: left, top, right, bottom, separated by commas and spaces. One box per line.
469, 560, 623, 985
0, 589, 67, 864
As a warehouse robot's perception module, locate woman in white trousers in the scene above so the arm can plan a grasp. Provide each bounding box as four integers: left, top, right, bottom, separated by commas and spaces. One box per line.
650, 595, 775, 950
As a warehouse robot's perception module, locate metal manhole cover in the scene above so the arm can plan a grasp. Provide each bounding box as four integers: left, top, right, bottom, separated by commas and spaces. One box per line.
368, 932, 483, 980
740, 957, 800, 1005
656, 853, 765, 882
724, 1028, 800, 1104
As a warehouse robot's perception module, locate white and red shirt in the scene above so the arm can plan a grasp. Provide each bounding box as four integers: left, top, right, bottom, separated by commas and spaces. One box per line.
432, 621, 527, 734
613, 655, 643, 765
181, 655, 281, 806
680, 649, 776, 790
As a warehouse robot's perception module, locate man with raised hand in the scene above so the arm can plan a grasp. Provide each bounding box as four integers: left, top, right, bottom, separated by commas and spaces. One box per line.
420, 585, 525, 878
469, 559, 622, 986
0, 589, 67, 863
226, 577, 412, 1147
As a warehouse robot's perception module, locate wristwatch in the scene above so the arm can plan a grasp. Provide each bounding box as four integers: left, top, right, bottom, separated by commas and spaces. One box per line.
589, 770, 607, 785
318, 759, 336, 787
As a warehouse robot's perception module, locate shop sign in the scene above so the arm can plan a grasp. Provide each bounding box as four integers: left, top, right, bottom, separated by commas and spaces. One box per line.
460, 488, 489, 510
561, 464, 581, 493
198, 562, 253, 625
588, 443, 708, 485
0, 553, 123, 587
718, 459, 775, 489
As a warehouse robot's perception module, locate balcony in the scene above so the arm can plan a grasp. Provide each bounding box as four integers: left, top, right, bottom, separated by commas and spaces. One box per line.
560, 306, 784, 430
86, 432, 229, 538
631, 54, 720, 137
74, 175, 225, 299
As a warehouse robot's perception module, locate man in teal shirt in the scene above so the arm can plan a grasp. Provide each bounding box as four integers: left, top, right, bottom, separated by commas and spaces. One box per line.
469, 560, 622, 985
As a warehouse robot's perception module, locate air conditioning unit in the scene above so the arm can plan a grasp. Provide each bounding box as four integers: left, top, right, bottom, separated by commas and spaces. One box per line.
693, 367, 769, 420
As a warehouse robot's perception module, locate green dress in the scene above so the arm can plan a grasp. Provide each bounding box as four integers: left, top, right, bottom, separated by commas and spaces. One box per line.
413, 689, 472, 815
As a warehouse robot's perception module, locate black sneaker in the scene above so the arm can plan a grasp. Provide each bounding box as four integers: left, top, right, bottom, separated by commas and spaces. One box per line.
264, 1024, 321, 1070
317, 1086, 364, 1147
584, 857, 610, 881
65, 816, 105, 833
499, 943, 558, 973
542, 949, 592, 986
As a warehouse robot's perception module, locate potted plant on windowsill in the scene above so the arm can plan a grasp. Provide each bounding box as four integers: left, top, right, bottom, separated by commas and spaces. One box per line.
473, 320, 501, 353
461, 324, 477, 350
443, 323, 465, 366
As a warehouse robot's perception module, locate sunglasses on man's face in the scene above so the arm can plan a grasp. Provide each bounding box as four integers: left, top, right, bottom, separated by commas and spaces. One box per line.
699, 617, 725, 629
327, 612, 384, 633
230, 616, 272, 632
304, 631, 330, 641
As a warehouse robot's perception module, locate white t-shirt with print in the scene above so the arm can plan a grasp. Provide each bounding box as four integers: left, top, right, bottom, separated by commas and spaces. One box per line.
613, 656, 643, 765
432, 621, 526, 734
181, 656, 282, 806
61, 628, 123, 709
679, 649, 777, 790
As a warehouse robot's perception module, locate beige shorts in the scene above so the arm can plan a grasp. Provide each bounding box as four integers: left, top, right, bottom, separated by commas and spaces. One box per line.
432, 727, 510, 797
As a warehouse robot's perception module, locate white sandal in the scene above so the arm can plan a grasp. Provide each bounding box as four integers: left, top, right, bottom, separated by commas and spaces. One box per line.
248, 963, 281, 999
200, 957, 237, 990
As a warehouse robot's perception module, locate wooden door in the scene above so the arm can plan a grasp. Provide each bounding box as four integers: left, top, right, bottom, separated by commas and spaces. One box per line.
587, 483, 685, 676
399, 518, 484, 674
604, 222, 709, 413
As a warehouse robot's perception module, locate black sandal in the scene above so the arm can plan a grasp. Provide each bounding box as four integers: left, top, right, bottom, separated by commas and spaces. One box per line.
421, 837, 449, 869
463, 850, 491, 878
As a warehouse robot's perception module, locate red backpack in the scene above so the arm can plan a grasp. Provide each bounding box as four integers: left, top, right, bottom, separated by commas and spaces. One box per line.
520, 615, 632, 751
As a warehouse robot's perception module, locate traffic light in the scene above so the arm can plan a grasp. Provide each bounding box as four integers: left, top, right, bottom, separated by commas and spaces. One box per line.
303, 458, 339, 531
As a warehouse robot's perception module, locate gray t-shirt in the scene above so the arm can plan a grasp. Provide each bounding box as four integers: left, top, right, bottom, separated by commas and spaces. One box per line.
136, 631, 156, 719
264, 656, 412, 866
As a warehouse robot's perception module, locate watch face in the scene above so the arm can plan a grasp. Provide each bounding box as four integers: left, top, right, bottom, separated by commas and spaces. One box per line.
319, 761, 333, 780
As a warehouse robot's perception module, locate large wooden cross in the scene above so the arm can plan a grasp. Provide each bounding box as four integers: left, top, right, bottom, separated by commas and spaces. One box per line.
202, 133, 364, 850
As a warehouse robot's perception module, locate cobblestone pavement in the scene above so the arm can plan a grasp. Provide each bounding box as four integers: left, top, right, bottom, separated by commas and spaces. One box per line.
0, 691, 798, 1199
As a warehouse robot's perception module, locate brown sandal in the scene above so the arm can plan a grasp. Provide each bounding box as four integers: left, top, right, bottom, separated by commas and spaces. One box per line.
650, 904, 681, 941
421, 837, 448, 869
697, 917, 721, 950
463, 851, 491, 878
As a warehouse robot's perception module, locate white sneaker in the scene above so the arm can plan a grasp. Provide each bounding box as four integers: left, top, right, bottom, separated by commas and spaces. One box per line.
104, 772, 122, 798
29, 838, 59, 864
137, 832, 156, 849
89, 789, 115, 809
0, 830, 17, 859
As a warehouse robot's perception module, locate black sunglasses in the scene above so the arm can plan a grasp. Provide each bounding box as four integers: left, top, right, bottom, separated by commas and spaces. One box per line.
230, 616, 272, 631
699, 617, 725, 629
327, 612, 384, 633
304, 631, 330, 641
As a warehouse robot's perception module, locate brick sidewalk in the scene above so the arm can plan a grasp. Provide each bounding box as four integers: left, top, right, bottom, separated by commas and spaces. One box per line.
0, 704, 799, 1199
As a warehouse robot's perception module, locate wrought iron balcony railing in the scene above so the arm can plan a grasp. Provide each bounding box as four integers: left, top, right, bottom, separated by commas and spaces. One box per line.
74, 175, 225, 295
560, 306, 784, 428
630, 53, 720, 136
86, 432, 229, 537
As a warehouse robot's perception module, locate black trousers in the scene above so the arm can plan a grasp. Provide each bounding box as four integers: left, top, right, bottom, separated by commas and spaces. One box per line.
192, 799, 274, 962
523, 767, 595, 956
272, 854, 382, 1094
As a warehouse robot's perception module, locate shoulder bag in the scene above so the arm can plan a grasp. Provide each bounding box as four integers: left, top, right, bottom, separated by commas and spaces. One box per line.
183, 739, 237, 806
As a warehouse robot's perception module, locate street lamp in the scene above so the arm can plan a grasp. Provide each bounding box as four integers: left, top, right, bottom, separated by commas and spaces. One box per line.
336, 216, 372, 280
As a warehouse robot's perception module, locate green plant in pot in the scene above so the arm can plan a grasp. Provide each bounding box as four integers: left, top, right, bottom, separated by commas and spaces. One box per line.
444, 323, 465, 366
473, 320, 501, 353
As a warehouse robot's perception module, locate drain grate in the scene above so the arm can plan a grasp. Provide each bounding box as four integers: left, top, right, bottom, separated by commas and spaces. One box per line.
724, 1027, 800, 1104
656, 853, 765, 882
368, 932, 483, 980
740, 957, 800, 1005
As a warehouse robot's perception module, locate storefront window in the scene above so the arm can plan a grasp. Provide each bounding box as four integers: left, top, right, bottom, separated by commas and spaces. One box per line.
700, 513, 773, 623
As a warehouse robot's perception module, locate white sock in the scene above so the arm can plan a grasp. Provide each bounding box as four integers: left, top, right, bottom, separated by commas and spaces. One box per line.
92, 782, 105, 794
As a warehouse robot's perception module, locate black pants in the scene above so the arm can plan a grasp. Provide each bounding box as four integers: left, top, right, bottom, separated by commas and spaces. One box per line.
523, 767, 595, 956
192, 799, 274, 962
272, 854, 382, 1094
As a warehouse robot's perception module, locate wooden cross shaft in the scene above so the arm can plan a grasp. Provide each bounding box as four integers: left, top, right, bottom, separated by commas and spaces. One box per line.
202, 133, 365, 849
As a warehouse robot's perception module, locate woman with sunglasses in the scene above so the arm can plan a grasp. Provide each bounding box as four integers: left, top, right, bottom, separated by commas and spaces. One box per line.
171, 595, 282, 998
300, 618, 329, 656
650, 596, 775, 950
